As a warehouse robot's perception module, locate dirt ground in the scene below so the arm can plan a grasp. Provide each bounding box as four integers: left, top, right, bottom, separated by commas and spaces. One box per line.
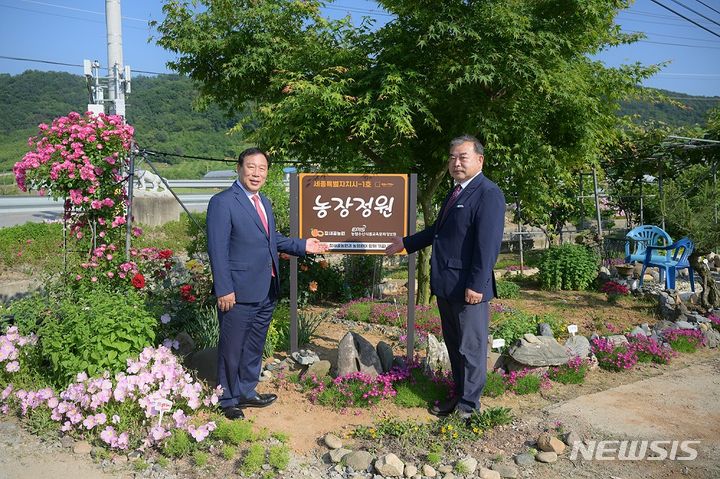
1, 275, 719, 478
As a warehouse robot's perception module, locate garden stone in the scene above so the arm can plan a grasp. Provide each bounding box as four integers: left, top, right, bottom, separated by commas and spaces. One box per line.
491, 464, 519, 478
607, 335, 629, 347
478, 467, 501, 479
337, 332, 383, 377
344, 451, 374, 472
328, 448, 351, 463
674, 320, 695, 330
508, 334, 570, 367
455, 455, 477, 475
324, 433, 343, 449
535, 451, 558, 463
376, 341, 395, 373
185, 346, 217, 387
704, 329, 720, 349
590, 333, 599, 342
260, 370, 272, 381
174, 331, 195, 357
641, 323, 651, 334
422, 464, 437, 477
443, 473, 456, 479
537, 432, 566, 454
487, 351, 504, 371
375, 453, 405, 477
537, 323, 554, 338
426, 334, 452, 374
694, 314, 710, 324
438, 464, 453, 473
60, 435, 74, 449
302, 360, 332, 380
514, 453, 535, 466
292, 349, 320, 365
564, 335, 590, 358
630, 326, 647, 337
403, 464, 418, 477
598, 266, 611, 281
73, 440, 92, 454
563, 431, 581, 447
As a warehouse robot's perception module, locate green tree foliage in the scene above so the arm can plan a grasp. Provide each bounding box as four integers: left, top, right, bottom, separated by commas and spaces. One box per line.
155, 0, 657, 303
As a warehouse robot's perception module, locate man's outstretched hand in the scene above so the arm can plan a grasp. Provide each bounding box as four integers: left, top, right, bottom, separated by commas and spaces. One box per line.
306, 238, 329, 254
385, 236, 405, 256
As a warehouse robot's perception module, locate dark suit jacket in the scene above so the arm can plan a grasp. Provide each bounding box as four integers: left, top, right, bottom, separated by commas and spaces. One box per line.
403, 173, 505, 302
207, 182, 306, 303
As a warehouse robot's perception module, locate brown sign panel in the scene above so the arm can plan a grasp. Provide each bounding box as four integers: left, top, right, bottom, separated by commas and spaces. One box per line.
298, 173, 408, 254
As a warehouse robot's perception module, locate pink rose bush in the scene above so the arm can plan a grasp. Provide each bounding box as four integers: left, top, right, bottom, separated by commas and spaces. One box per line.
0, 333, 220, 450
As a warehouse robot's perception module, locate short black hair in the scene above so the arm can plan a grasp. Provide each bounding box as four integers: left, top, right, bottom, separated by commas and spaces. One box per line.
237, 147, 271, 168
450, 135, 484, 155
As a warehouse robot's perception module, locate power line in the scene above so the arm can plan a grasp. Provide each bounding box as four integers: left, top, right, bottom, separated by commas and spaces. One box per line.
637, 39, 720, 49
18, 0, 148, 23
693, 0, 720, 17
649, 0, 720, 39
0, 3, 150, 31
625, 29, 720, 43
0, 54, 169, 75
666, 0, 720, 29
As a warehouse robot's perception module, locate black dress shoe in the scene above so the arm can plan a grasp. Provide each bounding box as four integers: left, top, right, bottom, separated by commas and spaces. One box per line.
237, 393, 278, 408
222, 406, 245, 420
429, 397, 459, 417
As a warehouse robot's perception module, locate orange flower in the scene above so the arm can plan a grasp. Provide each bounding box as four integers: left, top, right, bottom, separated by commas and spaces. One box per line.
318, 260, 329, 269
300, 264, 309, 272
308, 281, 318, 292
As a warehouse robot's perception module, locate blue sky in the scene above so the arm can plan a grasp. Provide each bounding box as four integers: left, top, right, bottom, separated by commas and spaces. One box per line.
0, 0, 718, 96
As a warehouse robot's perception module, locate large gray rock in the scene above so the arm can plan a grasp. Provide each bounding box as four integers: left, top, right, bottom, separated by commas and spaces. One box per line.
336, 332, 383, 377
376, 341, 395, 373
704, 328, 720, 349
426, 333, 451, 373
508, 334, 570, 367
564, 335, 591, 358
375, 453, 405, 477
537, 323, 554, 338
301, 360, 332, 380
185, 347, 217, 387
344, 450, 374, 472
491, 464, 519, 478
607, 335, 629, 347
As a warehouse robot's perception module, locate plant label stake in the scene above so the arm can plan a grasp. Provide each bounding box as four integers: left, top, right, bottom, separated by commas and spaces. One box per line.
492, 338, 505, 351
154, 398, 173, 427
567, 324, 578, 336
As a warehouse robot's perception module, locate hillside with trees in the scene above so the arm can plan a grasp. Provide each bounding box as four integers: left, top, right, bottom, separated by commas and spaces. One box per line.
0, 71, 244, 176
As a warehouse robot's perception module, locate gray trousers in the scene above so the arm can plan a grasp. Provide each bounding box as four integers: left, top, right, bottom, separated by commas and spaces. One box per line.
436, 297, 489, 412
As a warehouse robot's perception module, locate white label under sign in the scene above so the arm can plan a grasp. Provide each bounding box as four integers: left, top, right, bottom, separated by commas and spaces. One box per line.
492, 338, 505, 349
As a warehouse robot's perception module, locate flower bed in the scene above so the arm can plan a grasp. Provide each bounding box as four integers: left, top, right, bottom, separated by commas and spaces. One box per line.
591, 337, 638, 371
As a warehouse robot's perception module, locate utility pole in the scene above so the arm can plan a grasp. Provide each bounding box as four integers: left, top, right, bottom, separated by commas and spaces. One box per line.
83, 0, 131, 116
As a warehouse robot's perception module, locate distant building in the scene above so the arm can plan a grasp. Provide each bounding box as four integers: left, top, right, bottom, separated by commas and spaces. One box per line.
203, 170, 236, 180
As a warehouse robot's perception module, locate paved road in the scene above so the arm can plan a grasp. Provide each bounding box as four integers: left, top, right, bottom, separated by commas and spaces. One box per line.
0, 195, 211, 228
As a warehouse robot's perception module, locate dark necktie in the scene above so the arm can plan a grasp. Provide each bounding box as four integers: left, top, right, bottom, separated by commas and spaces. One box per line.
440, 184, 462, 223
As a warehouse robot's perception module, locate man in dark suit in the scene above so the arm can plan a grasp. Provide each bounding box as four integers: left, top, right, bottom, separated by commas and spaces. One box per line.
385, 135, 505, 419
207, 147, 327, 420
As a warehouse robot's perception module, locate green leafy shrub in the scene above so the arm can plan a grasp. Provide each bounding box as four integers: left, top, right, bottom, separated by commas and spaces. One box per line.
491, 310, 566, 348
483, 371, 506, 397
193, 450, 209, 467
213, 419, 255, 445
38, 286, 156, 385
508, 373, 542, 395
163, 429, 193, 458
265, 303, 329, 356
0, 222, 64, 272
268, 444, 290, 470
548, 357, 589, 384
495, 280, 520, 299
240, 443, 266, 476
538, 244, 598, 290
1, 292, 54, 335
393, 367, 451, 408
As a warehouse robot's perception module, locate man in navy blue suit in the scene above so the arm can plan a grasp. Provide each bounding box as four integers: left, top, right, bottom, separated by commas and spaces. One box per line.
386, 135, 505, 419
207, 147, 327, 420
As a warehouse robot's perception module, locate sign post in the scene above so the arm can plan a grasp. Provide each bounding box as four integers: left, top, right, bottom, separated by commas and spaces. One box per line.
289, 173, 415, 356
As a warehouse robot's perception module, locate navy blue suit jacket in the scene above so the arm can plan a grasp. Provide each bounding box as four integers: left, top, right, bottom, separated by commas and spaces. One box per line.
403, 173, 505, 302
207, 182, 306, 303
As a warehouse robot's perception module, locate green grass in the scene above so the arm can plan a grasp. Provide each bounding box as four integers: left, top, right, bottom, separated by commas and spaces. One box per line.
669, 337, 699, 354
163, 429, 193, 458
213, 419, 255, 445
393, 368, 451, 408
240, 444, 266, 476
483, 371, 506, 397
509, 374, 542, 395
268, 444, 290, 470
221, 445, 236, 460
192, 450, 209, 467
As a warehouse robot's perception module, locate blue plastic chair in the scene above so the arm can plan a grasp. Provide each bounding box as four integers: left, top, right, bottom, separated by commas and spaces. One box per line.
625, 225, 672, 264
640, 237, 695, 291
